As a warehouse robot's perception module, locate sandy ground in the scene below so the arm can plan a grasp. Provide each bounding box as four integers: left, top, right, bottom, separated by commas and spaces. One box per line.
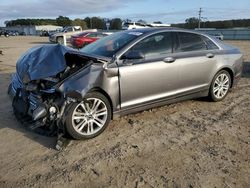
0, 36, 249, 188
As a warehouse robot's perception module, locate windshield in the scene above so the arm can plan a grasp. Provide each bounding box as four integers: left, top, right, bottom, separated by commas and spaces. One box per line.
80, 31, 142, 57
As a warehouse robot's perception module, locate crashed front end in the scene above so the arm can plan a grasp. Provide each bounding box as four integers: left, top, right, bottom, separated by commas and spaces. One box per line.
8, 44, 108, 137
9, 74, 67, 135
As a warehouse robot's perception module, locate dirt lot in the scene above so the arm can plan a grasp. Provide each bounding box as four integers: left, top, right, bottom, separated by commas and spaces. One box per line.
0, 36, 249, 188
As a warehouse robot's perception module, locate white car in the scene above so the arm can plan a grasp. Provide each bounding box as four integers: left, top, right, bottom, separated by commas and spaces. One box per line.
122, 22, 171, 30
49, 26, 97, 45
122, 22, 150, 30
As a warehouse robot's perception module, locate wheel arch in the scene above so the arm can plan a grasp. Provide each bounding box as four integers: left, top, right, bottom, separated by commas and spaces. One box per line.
89, 87, 114, 119
218, 67, 235, 88
56, 36, 63, 43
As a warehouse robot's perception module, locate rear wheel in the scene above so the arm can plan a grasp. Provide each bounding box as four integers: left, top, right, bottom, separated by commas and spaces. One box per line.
56, 37, 64, 44
65, 92, 112, 140
209, 70, 231, 102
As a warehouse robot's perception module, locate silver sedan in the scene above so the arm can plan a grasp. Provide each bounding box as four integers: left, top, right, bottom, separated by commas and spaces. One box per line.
9, 28, 243, 140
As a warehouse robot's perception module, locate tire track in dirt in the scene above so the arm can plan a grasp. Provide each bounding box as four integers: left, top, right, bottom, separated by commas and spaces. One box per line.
7, 81, 250, 188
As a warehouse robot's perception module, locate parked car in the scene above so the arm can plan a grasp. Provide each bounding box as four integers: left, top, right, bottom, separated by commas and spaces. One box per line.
11, 31, 20, 36
122, 22, 150, 30
40, 30, 49, 37
49, 26, 83, 44
8, 28, 243, 140
0, 30, 10, 37
70, 32, 109, 48
213, 33, 224, 40
18, 31, 26, 36
122, 22, 170, 30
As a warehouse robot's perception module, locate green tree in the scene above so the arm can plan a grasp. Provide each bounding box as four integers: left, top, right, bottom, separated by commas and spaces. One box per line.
110, 18, 122, 30
56, 16, 72, 27
185, 17, 199, 29
72, 18, 88, 29
84, 17, 91, 28
91, 17, 105, 29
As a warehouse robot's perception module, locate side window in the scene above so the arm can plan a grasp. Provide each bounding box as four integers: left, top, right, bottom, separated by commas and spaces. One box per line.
97, 33, 107, 38
128, 32, 172, 59
67, 28, 73, 32
74, 27, 81, 31
177, 32, 207, 52
201, 36, 219, 50
87, 33, 97, 38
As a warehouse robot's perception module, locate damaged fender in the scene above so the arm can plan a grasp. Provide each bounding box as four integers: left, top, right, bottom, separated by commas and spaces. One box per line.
58, 62, 120, 113
9, 44, 120, 141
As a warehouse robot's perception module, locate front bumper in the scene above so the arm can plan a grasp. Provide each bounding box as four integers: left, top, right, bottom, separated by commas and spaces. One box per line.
8, 73, 48, 122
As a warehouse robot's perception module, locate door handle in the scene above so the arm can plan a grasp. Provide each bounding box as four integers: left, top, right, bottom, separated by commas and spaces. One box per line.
163, 57, 176, 63
206, 53, 214, 58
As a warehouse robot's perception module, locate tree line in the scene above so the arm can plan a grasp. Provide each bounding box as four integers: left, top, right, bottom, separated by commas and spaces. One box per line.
5, 16, 123, 30
172, 17, 250, 29
5, 16, 250, 30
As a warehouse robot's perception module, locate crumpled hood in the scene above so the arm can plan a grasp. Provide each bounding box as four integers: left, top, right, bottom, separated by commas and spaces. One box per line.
16, 44, 69, 82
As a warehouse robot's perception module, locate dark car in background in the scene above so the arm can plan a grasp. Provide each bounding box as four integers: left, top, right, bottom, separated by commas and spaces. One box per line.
70, 32, 109, 48
0, 30, 23, 37
40, 30, 50, 37
0, 30, 10, 37
8, 28, 243, 140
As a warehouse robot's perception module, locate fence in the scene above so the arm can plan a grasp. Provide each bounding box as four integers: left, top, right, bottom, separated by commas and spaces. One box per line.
196, 28, 250, 40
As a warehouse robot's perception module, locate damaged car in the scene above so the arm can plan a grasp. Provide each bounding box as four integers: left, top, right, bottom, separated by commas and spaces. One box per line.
8, 28, 243, 140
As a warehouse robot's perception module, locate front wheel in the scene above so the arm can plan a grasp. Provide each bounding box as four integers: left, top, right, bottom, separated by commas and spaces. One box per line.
65, 92, 112, 140
209, 70, 231, 102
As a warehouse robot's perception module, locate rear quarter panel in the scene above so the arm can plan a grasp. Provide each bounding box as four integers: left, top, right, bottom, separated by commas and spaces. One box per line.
208, 48, 243, 86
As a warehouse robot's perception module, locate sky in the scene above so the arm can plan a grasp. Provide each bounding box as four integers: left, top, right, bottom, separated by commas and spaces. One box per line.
0, 0, 250, 26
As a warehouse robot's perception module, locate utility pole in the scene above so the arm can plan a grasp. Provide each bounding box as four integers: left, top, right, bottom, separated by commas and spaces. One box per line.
198, 7, 203, 29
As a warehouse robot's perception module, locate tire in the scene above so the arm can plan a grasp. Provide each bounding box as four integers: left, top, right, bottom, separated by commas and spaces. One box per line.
56, 37, 64, 44
209, 70, 231, 102
65, 92, 112, 140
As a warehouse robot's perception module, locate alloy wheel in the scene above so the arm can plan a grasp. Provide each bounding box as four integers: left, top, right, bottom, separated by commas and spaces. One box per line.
72, 98, 108, 136
213, 73, 230, 99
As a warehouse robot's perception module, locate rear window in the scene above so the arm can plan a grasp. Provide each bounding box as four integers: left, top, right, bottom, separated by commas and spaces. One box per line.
77, 32, 88, 37
87, 33, 98, 38
176, 32, 207, 52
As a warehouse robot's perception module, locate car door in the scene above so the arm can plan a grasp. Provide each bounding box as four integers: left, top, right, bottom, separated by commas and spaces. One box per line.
171, 32, 218, 94
117, 32, 182, 109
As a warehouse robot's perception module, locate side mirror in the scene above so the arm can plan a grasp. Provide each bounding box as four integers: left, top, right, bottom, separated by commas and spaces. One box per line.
122, 51, 144, 60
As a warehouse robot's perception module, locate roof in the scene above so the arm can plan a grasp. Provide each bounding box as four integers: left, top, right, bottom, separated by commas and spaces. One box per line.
121, 27, 206, 35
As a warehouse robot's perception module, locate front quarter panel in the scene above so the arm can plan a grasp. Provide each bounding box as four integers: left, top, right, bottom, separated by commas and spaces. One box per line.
58, 63, 120, 112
